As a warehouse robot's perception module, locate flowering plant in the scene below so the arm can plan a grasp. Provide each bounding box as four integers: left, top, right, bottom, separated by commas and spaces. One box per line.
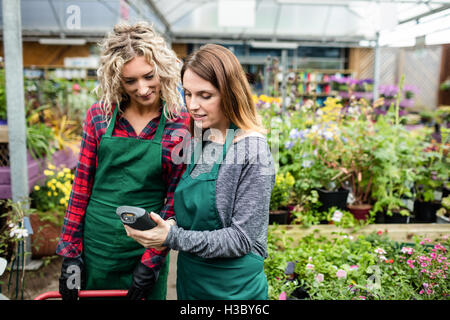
270, 172, 295, 211
414, 128, 449, 202
266, 229, 450, 300
30, 164, 73, 226
0, 199, 35, 259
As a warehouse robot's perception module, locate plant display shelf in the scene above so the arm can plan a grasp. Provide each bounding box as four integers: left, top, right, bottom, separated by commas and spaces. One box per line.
269, 224, 450, 244
288, 69, 354, 106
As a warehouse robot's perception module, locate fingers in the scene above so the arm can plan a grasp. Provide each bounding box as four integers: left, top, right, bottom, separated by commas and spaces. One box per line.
149, 212, 164, 225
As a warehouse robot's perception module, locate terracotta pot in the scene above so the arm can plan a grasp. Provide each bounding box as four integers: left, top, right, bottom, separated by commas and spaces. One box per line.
29, 213, 61, 258
347, 204, 372, 221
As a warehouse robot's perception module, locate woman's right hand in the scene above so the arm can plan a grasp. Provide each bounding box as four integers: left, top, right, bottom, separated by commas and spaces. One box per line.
59, 256, 85, 301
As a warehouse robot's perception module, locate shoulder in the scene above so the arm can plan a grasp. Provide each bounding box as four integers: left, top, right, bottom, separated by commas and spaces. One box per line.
164, 106, 190, 129
162, 106, 191, 142
228, 132, 274, 169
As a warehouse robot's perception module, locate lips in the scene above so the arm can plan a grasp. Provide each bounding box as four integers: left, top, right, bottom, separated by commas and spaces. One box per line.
192, 114, 206, 121
138, 92, 153, 100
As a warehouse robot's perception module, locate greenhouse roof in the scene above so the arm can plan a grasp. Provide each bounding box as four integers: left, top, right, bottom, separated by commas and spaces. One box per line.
0, 0, 449, 47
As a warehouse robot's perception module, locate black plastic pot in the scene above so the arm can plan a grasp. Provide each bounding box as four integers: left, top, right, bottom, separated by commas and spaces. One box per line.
384, 211, 410, 224
269, 210, 289, 225
317, 188, 349, 212
413, 200, 440, 223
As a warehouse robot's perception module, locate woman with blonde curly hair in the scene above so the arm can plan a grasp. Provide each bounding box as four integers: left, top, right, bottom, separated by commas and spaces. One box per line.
56, 22, 189, 300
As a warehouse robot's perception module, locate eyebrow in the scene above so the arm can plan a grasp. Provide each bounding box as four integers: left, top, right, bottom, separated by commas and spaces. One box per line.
183, 88, 215, 95
122, 71, 154, 80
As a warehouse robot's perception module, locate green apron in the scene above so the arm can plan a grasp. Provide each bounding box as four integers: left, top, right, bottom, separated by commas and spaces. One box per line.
83, 104, 169, 300
174, 124, 268, 300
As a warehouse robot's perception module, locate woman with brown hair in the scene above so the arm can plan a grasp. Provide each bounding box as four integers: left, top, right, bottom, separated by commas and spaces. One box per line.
56, 22, 189, 300
125, 44, 275, 300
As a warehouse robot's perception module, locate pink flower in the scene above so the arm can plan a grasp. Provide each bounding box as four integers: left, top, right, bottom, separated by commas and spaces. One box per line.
359, 296, 366, 300
336, 269, 347, 279
350, 265, 359, 271
315, 273, 324, 283
279, 291, 287, 300
401, 247, 414, 255
306, 263, 315, 270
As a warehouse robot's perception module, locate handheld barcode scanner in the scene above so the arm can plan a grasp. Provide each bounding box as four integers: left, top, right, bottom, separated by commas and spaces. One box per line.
116, 206, 157, 231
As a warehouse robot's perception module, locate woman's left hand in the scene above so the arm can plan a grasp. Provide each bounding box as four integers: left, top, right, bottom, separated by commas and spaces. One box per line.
124, 212, 173, 250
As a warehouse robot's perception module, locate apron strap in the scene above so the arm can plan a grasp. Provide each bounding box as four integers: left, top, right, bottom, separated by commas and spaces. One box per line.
104, 102, 167, 140
153, 101, 167, 142
105, 105, 119, 138
187, 122, 238, 175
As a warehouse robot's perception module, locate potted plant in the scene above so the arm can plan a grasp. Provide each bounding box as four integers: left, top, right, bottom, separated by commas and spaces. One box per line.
269, 171, 295, 224
436, 195, 450, 224
338, 100, 381, 221
29, 164, 73, 257
413, 128, 449, 223
0, 199, 34, 299
370, 114, 423, 223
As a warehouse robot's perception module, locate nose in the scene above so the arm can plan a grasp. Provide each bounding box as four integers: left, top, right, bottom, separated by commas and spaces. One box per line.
188, 96, 200, 111
137, 80, 150, 96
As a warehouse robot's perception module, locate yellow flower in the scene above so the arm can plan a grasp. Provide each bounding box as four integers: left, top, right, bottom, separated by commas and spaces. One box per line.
47, 192, 52, 196
33, 185, 40, 191
57, 172, 64, 178
44, 170, 54, 176
48, 164, 56, 170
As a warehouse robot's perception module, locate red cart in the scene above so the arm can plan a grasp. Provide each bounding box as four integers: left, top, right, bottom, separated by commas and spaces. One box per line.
34, 290, 128, 300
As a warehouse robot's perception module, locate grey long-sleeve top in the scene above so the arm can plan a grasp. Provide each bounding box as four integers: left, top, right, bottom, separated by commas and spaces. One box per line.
163, 134, 275, 259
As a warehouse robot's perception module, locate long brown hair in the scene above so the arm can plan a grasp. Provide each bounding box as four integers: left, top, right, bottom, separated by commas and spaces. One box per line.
181, 44, 264, 134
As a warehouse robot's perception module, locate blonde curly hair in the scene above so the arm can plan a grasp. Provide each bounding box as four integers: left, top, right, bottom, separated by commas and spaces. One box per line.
95, 22, 183, 123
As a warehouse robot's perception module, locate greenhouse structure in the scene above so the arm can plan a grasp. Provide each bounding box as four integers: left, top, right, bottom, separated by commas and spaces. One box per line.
0, 0, 449, 306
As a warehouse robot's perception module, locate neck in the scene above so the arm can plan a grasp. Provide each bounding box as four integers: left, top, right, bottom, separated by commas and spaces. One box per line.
127, 100, 161, 116
207, 121, 231, 144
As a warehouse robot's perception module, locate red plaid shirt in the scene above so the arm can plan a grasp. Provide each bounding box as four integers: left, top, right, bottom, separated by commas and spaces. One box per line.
56, 103, 190, 272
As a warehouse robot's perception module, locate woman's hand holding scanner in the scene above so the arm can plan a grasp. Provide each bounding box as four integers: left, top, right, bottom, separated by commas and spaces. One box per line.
124, 212, 172, 249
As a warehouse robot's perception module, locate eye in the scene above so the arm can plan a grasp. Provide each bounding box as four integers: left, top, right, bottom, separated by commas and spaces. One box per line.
145, 74, 154, 80
124, 79, 135, 85
201, 94, 212, 100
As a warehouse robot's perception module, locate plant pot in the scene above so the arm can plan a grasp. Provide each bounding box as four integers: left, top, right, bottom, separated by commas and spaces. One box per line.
29, 213, 61, 258
384, 211, 410, 224
269, 210, 289, 225
437, 215, 450, 224
347, 204, 372, 221
413, 200, 440, 223
317, 188, 349, 212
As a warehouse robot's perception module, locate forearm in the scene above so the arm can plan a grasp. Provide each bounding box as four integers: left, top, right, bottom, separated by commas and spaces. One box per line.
164, 224, 252, 259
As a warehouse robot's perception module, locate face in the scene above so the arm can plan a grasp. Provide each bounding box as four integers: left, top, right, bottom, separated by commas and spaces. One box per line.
121, 55, 161, 110
183, 68, 229, 134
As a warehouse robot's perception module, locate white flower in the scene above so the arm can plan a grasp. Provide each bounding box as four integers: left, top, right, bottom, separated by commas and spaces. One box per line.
331, 210, 343, 222
374, 248, 387, 255
315, 273, 324, 283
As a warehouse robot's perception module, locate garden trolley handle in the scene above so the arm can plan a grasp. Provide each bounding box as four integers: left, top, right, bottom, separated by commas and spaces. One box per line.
34, 289, 128, 300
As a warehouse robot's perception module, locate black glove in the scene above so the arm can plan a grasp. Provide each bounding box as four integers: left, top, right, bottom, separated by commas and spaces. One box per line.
59, 257, 85, 301
126, 262, 158, 300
